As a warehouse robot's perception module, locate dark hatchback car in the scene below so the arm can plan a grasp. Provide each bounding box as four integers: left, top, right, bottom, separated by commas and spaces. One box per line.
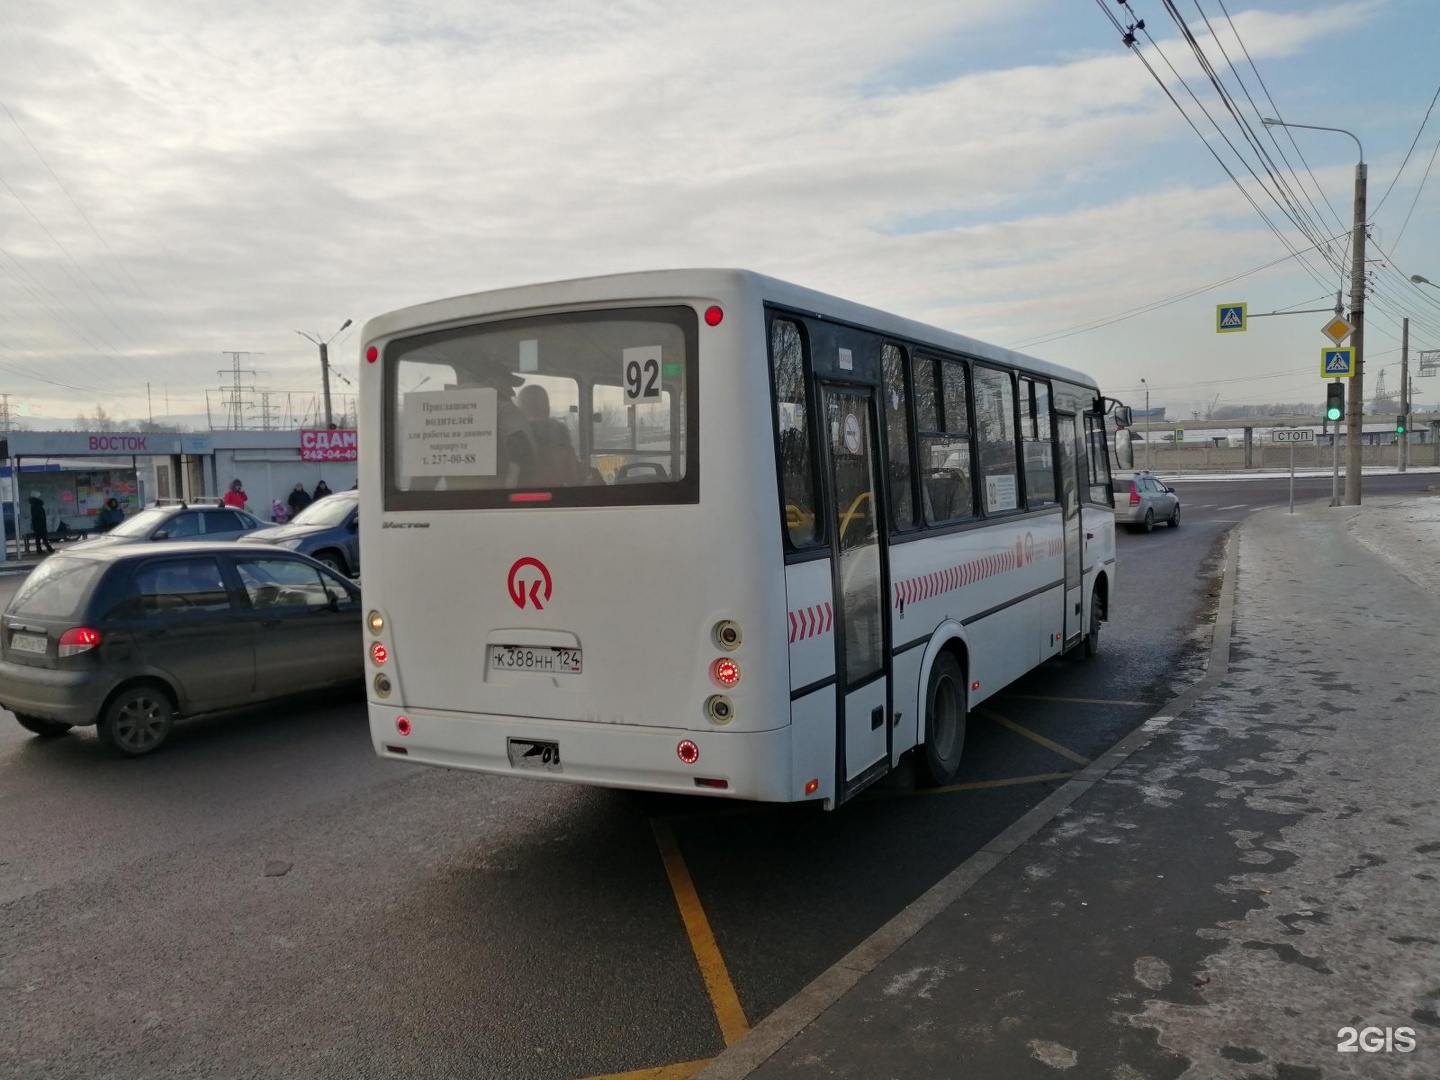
244, 489, 360, 577
0, 543, 362, 755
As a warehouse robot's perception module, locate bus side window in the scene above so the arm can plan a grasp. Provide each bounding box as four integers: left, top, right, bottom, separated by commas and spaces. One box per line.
974, 365, 1020, 515
882, 343, 916, 531
1021, 377, 1057, 507
770, 319, 821, 548
918, 356, 974, 525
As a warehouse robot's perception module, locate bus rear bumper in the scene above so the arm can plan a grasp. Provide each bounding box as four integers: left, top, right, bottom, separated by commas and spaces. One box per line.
368, 704, 825, 804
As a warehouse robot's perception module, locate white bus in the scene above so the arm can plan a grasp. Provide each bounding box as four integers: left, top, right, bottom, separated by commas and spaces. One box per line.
358, 270, 1124, 808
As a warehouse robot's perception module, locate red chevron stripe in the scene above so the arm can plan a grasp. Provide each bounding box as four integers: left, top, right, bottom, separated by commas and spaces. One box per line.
789, 611, 798, 643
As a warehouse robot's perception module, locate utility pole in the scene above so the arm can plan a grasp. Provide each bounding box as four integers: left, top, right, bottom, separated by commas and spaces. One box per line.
1261, 118, 1366, 504
1399, 317, 1409, 473
296, 319, 352, 430
1345, 157, 1367, 504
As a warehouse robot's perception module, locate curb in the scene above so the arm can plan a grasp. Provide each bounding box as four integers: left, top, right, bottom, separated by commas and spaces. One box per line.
692, 530, 1243, 1080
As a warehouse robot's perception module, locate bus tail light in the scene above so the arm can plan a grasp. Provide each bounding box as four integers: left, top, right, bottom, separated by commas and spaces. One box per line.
370, 642, 388, 665
373, 674, 392, 698
396, 716, 411, 736
694, 777, 729, 790
58, 627, 101, 657
677, 740, 699, 764
712, 620, 742, 651
710, 658, 741, 688
367, 610, 385, 634
705, 695, 734, 725
804, 779, 819, 795
704, 305, 724, 326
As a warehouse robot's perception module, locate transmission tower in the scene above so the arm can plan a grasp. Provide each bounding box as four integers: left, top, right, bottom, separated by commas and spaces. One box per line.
217, 352, 267, 430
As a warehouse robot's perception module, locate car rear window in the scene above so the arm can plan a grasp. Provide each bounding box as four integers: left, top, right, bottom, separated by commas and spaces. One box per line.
8, 557, 104, 619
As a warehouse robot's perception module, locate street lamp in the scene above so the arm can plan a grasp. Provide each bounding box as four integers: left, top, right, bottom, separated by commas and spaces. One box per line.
1261, 117, 1365, 505
1413, 274, 1440, 290
1140, 378, 1150, 469
295, 319, 353, 430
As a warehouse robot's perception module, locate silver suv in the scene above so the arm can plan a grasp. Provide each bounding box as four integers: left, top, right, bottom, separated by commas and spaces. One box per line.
1113, 472, 1179, 533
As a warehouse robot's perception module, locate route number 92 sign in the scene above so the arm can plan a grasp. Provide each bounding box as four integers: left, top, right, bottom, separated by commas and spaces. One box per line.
623, 346, 664, 403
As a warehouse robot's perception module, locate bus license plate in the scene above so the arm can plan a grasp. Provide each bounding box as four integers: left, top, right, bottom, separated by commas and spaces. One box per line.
507, 738, 562, 772
490, 645, 582, 674
10, 633, 46, 655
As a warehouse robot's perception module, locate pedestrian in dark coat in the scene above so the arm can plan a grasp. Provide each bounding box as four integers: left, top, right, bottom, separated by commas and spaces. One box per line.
287, 482, 312, 516
28, 492, 54, 554
312, 480, 333, 502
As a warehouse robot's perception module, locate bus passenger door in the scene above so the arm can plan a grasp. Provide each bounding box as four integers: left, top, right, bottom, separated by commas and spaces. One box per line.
1056, 413, 1084, 648
820, 384, 890, 800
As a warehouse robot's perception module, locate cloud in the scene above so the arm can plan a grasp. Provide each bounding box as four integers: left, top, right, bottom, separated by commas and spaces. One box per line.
0, 0, 1419, 423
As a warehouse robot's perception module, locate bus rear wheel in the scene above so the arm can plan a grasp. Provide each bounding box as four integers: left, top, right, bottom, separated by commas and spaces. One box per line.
919, 651, 967, 786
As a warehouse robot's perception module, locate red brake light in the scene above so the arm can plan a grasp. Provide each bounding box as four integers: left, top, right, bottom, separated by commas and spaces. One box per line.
58, 627, 102, 657
366, 346, 378, 362
1129, 485, 1140, 506
677, 740, 700, 764
509, 492, 553, 503
710, 658, 741, 688
396, 716, 411, 736
704, 305, 724, 326
371, 642, 388, 665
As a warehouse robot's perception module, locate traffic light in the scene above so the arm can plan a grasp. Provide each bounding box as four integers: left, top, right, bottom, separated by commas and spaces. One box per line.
1325, 381, 1345, 423
1396, 415, 1408, 435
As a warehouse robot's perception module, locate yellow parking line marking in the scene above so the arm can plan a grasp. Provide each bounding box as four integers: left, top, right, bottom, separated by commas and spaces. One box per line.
998, 693, 1154, 707
980, 709, 1092, 766
865, 770, 1076, 800
929, 770, 1076, 794
651, 818, 750, 1046
581, 1058, 711, 1080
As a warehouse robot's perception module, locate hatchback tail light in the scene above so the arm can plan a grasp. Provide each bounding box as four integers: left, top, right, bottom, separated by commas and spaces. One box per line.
58, 627, 102, 657
1129, 485, 1140, 506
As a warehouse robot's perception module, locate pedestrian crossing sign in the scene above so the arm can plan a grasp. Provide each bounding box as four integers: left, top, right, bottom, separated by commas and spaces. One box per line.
1321, 348, 1354, 378
1217, 304, 1247, 333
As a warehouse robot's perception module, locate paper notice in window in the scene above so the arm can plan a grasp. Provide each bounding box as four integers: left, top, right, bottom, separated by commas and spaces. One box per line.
402, 388, 499, 477
985, 473, 1018, 513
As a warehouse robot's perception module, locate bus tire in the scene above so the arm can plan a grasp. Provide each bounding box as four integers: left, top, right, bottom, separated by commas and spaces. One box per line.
1083, 592, 1103, 658
919, 651, 967, 786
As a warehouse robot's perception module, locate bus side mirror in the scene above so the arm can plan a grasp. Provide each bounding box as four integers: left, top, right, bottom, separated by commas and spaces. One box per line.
1114, 405, 1134, 428
1114, 430, 1135, 470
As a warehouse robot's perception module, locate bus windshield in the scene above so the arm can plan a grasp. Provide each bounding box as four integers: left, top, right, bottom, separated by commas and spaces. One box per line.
383, 306, 697, 509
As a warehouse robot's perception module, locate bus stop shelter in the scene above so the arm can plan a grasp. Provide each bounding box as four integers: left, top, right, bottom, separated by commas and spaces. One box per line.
0, 430, 215, 563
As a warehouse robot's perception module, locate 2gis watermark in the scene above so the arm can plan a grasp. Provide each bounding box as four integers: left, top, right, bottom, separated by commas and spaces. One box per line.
1336, 1026, 1417, 1054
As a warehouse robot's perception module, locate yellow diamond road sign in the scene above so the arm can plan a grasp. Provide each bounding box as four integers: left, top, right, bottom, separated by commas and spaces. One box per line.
1322, 316, 1354, 344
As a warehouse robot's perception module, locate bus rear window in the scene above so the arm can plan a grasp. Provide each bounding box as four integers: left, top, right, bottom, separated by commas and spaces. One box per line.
383, 306, 698, 509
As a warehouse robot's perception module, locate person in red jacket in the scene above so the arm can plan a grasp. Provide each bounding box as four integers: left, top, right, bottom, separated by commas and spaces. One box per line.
221, 479, 248, 510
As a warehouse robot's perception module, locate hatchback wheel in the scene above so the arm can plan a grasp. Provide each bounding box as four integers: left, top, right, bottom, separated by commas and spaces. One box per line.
1141, 509, 1154, 534
97, 686, 175, 756
315, 550, 348, 576
1168, 503, 1181, 528
15, 713, 73, 738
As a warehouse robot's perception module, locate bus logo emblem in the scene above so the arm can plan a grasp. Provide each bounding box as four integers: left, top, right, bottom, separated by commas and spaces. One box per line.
507, 557, 553, 610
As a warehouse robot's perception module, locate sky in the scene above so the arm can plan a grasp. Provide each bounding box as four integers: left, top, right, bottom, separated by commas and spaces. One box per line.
0, 0, 1437, 430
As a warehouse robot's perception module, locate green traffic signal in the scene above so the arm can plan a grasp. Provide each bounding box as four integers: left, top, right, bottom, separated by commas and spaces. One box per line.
1396, 415, 1408, 434
1325, 381, 1345, 422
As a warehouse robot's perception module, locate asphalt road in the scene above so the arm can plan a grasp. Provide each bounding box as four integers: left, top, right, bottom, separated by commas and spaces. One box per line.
3, 472, 1434, 1079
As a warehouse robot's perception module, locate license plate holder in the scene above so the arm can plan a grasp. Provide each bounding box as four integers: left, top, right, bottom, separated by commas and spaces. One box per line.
489, 645, 582, 675
507, 738, 563, 773
10, 633, 47, 655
